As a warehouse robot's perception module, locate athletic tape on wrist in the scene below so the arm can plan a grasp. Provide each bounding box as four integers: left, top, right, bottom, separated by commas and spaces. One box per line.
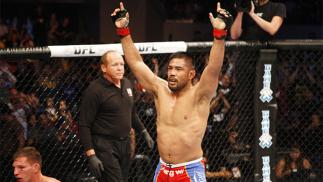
213, 29, 227, 40
117, 27, 130, 37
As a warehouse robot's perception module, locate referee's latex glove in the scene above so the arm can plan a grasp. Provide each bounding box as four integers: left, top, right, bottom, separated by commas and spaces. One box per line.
88, 155, 104, 178
142, 129, 155, 151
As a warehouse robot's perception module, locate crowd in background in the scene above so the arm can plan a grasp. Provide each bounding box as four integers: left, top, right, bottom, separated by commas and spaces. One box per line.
0, 46, 323, 181
1, 48, 323, 182
0, 4, 95, 49
0, 1, 322, 181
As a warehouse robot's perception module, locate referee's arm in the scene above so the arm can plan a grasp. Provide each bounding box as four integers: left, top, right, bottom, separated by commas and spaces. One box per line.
78, 87, 99, 156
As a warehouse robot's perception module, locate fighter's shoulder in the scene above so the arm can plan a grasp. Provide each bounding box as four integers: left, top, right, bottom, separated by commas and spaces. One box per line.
192, 82, 214, 102
43, 176, 61, 182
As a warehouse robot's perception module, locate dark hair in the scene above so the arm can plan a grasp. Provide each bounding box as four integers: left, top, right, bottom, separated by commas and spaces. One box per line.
13, 147, 42, 167
168, 52, 195, 69
290, 144, 301, 152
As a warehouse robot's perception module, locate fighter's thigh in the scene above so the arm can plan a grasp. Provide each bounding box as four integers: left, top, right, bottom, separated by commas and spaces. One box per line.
153, 162, 163, 182
186, 165, 206, 182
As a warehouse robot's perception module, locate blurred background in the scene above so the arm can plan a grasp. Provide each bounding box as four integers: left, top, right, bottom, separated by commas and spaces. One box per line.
0, 1, 323, 182
0, 0, 322, 46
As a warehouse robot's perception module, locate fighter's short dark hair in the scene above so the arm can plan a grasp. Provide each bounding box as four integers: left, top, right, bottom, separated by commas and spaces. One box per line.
168, 52, 195, 69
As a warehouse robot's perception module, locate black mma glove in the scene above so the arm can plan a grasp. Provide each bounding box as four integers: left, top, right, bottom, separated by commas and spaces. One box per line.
111, 4, 130, 37
216, 10, 233, 30
211, 9, 233, 40
111, 9, 129, 27
88, 155, 104, 178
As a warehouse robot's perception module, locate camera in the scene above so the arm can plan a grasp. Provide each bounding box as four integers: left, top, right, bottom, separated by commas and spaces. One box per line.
235, 0, 253, 12
235, 0, 251, 12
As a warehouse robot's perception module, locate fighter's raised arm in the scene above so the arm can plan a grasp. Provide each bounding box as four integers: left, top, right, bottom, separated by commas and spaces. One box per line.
111, 2, 163, 95
196, 3, 233, 100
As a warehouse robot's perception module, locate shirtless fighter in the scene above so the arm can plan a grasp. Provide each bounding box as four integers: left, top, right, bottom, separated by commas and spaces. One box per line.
111, 2, 232, 181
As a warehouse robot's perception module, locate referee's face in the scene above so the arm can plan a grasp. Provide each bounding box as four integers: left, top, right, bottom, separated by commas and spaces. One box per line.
101, 52, 125, 81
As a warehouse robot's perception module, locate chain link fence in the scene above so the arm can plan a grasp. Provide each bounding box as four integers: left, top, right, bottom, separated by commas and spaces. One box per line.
275, 47, 323, 182
0, 41, 322, 182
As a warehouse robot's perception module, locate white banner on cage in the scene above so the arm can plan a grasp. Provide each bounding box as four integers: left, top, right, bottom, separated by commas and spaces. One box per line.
48, 41, 187, 57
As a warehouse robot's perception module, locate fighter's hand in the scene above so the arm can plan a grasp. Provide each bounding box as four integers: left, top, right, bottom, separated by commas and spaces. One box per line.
249, 1, 255, 15
209, 2, 233, 30
111, 2, 129, 28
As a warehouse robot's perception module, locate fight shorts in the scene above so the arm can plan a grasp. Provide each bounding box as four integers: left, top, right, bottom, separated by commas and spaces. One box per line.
153, 157, 206, 182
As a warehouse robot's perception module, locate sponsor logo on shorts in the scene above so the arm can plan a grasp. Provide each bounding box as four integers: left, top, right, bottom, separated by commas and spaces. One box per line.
161, 167, 185, 177
194, 171, 206, 182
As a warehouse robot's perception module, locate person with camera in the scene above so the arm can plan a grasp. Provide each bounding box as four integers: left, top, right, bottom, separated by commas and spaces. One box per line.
230, 0, 286, 41
275, 145, 313, 182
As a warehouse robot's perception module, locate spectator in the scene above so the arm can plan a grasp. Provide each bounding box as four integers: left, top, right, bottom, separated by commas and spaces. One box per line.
47, 13, 59, 45
0, 61, 17, 103
204, 156, 233, 180
26, 114, 39, 146
289, 62, 319, 125
209, 73, 234, 126
49, 13, 58, 30
20, 33, 34, 48
0, 102, 25, 182
0, 17, 9, 38
230, 0, 286, 41
34, 113, 60, 148
47, 24, 59, 45
6, 28, 20, 48
33, 5, 47, 46
210, 78, 232, 123
204, 130, 252, 181
45, 97, 58, 124
223, 131, 251, 180
275, 145, 313, 182
11, 92, 30, 140
303, 113, 323, 171
56, 99, 78, 141
57, 17, 74, 44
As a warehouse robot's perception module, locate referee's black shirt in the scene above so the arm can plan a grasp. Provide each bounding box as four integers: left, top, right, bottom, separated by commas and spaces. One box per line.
79, 76, 144, 151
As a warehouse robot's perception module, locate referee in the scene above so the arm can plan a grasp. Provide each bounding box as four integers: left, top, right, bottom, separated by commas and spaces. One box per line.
78, 51, 154, 182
